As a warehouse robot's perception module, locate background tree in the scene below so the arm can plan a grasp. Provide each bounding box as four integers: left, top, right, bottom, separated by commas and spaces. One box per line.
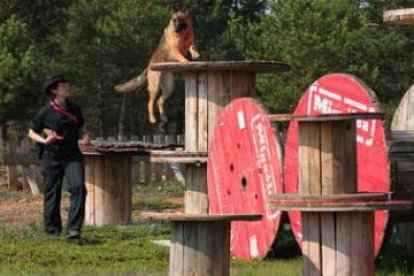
0, 0, 413, 139
229, 0, 414, 118
0, 15, 44, 144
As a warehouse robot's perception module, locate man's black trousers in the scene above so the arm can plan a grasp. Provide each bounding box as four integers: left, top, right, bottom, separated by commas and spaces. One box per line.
41, 154, 86, 234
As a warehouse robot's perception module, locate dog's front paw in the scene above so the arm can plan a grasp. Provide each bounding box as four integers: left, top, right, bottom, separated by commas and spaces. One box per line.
191, 52, 200, 60
190, 46, 200, 60
149, 116, 157, 124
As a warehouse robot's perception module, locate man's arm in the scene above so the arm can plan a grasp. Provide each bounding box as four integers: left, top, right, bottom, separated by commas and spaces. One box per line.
28, 129, 60, 145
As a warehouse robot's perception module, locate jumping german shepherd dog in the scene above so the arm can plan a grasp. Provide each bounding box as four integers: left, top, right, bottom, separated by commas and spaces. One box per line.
114, 8, 199, 124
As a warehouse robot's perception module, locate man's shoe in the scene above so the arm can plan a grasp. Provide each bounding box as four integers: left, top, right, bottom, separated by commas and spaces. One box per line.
45, 229, 61, 237
66, 230, 81, 240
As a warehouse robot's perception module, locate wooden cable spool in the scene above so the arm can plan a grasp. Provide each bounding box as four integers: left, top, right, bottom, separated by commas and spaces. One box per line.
142, 212, 261, 275
283, 73, 390, 256
391, 84, 414, 209
390, 84, 414, 259
151, 61, 290, 215
271, 112, 411, 276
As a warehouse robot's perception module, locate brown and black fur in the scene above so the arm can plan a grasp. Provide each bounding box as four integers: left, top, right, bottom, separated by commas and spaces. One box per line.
115, 8, 199, 124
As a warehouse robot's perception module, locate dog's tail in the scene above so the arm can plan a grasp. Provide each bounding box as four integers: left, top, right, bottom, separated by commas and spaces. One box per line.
114, 68, 148, 92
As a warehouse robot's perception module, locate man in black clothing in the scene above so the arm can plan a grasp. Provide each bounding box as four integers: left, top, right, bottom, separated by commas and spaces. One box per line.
28, 74, 90, 239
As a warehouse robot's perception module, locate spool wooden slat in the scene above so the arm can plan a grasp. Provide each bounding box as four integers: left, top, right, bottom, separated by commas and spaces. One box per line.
384, 9, 414, 25
321, 213, 336, 276
336, 213, 352, 275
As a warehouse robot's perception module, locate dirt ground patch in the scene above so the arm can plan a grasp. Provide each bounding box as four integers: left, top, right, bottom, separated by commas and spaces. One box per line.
0, 189, 69, 228
0, 182, 184, 229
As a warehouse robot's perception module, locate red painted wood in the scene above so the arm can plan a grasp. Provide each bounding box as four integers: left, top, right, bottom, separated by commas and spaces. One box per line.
284, 73, 390, 256
207, 98, 284, 260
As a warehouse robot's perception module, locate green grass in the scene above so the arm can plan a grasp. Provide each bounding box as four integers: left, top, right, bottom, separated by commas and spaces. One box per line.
0, 222, 170, 276
0, 220, 413, 275
133, 198, 181, 212
0, 182, 413, 275
0, 188, 32, 201
132, 181, 183, 212
133, 181, 184, 196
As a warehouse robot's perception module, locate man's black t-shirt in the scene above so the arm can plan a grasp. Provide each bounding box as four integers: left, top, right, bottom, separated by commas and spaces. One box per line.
31, 101, 84, 160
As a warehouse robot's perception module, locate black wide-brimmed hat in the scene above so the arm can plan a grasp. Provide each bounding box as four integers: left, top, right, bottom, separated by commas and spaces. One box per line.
43, 74, 69, 95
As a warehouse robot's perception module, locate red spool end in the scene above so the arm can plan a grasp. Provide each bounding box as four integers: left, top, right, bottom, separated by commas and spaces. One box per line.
284, 73, 390, 256
207, 98, 284, 260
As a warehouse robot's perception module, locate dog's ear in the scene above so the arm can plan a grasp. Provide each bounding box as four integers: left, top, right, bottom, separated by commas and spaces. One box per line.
172, 4, 180, 13
184, 8, 190, 16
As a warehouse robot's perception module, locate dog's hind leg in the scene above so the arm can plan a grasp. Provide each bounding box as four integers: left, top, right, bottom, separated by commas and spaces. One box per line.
147, 70, 161, 124
158, 72, 175, 123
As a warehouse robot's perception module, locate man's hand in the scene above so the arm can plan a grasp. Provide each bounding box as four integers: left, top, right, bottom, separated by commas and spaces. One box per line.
81, 133, 91, 147
45, 131, 64, 144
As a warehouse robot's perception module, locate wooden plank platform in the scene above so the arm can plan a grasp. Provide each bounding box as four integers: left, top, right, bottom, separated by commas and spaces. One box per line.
151, 61, 291, 73
270, 192, 389, 201
269, 199, 411, 212
141, 212, 262, 222
268, 112, 383, 122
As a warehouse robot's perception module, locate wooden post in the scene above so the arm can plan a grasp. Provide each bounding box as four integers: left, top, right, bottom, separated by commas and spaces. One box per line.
84, 154, 132, 226
152, 61, 290, 215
